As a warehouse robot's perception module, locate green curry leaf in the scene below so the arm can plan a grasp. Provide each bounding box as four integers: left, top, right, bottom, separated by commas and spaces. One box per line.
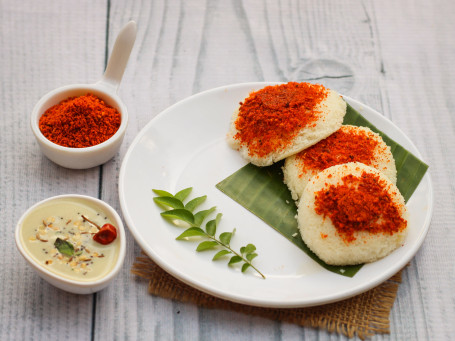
54, 238, 74, 257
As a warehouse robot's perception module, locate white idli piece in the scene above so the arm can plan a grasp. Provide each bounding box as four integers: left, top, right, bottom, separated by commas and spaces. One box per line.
283, 125, 397, 201
227, 82, 346, 166
298, 162, 408, 266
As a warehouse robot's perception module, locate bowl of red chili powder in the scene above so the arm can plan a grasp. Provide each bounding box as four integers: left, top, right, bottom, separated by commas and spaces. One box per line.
31, 84, 128, 169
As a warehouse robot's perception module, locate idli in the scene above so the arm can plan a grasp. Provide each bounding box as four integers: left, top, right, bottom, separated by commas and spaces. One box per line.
298, 162, 407, 266
227, 82, 346, 166
283, 125, 397, 201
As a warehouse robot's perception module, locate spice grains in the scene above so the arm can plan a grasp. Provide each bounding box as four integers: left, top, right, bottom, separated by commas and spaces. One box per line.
39, 93, 121, 148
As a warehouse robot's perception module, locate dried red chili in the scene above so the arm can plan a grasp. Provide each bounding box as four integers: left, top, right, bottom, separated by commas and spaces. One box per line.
39, 93, 121, 148
93, 224, 117, 245
297, 127, 380, 172
314, 171, 406, 243
234, 82, 328, 157
81, 215, 117, 245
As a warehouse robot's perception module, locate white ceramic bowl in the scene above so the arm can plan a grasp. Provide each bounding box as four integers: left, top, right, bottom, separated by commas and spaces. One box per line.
30, 84, 128, 169
30, 21, 136, 169
15, 194, 126, 294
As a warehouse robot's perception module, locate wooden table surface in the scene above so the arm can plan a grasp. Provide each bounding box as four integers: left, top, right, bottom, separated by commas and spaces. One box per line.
1, 1, 453, 340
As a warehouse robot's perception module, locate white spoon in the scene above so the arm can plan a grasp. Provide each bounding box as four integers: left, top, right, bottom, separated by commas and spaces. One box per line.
31, 21, 137, 169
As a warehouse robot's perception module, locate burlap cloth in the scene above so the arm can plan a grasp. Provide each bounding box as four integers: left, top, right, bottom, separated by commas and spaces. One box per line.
132, 253, 404, 340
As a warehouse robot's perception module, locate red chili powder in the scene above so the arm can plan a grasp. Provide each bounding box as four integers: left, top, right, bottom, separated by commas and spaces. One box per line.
39, 93, 121, 148
296, 127, 381, 173
314, 171, 406, 243
234, 82, 328, 157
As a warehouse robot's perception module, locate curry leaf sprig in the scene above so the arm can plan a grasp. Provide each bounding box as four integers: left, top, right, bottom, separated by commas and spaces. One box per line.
153, 188, 265, 279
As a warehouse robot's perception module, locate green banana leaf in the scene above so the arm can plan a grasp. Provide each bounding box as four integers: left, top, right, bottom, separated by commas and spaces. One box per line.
216, 103, 429, 277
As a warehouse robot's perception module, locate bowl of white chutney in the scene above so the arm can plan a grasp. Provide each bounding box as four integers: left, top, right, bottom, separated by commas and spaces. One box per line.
15, 194, 126, 294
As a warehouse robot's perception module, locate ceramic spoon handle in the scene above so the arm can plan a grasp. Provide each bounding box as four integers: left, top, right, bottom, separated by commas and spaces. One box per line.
99, 21, 137, 91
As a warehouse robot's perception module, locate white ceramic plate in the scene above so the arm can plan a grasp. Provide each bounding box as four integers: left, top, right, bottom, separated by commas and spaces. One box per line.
119, 82, 433, 308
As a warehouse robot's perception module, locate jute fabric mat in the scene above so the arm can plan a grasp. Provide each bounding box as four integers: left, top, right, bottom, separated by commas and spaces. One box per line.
132, 253, 403, 340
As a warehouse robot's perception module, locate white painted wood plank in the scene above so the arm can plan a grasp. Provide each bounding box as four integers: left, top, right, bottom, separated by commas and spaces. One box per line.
0, 1, 107, 340
373, 1, 455, 340
95, 1, 202, 340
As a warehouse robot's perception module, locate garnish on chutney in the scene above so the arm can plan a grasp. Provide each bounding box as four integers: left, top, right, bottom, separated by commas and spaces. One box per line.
82, 215, 118, 245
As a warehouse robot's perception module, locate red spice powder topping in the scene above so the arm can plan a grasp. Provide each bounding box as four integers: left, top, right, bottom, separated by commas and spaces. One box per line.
39, 93, 121, 148
314, 171, 406, 243
297, 127, 380, 173
234, 82, 328, 157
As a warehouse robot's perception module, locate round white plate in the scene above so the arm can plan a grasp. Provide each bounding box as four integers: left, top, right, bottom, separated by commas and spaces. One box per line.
119, 82, 433, 308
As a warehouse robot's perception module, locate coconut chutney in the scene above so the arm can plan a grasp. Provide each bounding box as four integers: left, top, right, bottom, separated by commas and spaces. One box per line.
19, 197, 120, 282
